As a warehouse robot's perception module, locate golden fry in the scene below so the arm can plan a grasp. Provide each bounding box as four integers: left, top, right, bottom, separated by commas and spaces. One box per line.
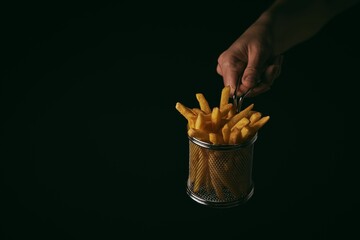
175, 102, 196, 122
249, 111, 262, 126
208, 152, 225, 199
239, 126, 252, 143
196, 93, 211, 114
227, 105, 237, 119
231, 117, 250, 131
195, 112, 206, 130
192, 108, 206, 115
193, 150, 208, 192
209, 132, 224, 145
229, 127, 241, 145
250, 116, 270, 132
220, 85, 231, 110
226, 103, 254, 129
247, 110, 257, 117
211, 107, 222, 132
187, 118, 196, 129
220, 103, 233, 117
221, 123, 231, 144
188, 128, 209, 142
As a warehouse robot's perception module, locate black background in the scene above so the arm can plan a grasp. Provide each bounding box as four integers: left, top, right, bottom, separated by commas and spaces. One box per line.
2, 1, 360, 239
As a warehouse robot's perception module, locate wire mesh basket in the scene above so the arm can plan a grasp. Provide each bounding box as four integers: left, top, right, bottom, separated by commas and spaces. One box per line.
186, 133, 257, 208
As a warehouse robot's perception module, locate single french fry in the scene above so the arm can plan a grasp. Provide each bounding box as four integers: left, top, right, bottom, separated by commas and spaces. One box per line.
175, 102, 195, 119
195, 112, 206, 130
187, 118, 196, 129
239, 126, 252, 143
209, 132, 224, 145
196, 93, 211, 114
231, 117, 250, 131
247, 110, 257, 117
226, 103, 254, 129
188, 128, 209, 142
175, 102, 196, 122
229, 127, 241, 145
176, 102, 197, 130
220, 103, 233, 117
220, 85, 231, 110
193, 150, 208, 192
221, 123, 231, 144
250, 115, 270, 131
241, 116, 270, 142
227, 105, 237, 119
188, 141, 198, 184
249, 111, 262, 126
209, 132, 217, 145
192, 108, 206, 115
211, 107, 222, 132
193, 113, 213, 131
208, 152, 224, 199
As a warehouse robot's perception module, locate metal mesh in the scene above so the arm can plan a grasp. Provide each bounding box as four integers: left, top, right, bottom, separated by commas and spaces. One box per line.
186, 137, 256, 208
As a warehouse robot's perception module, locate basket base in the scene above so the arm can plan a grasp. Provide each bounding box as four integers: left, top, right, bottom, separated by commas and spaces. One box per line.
186, 184, 254, 208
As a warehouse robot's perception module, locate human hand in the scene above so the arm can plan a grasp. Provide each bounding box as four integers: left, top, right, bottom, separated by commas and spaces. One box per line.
216, 22, 283, 97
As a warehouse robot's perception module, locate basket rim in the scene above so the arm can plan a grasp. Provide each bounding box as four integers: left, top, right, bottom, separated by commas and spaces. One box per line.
188, 132, 257, 150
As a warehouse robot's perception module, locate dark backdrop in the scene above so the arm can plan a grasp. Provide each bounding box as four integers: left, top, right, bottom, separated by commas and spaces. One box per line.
2, 1, 360, 239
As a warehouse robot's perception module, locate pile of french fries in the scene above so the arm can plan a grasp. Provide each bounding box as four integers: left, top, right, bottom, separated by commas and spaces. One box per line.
176, 85, 270, 200
175, 85, 270, 145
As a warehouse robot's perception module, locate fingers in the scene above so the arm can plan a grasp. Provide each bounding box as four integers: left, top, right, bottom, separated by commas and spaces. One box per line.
240, 47, 270, 94
238, 66, 263, 95
217, 50, 284, 98
247, 55, 284, 97
217, 55, 246, 95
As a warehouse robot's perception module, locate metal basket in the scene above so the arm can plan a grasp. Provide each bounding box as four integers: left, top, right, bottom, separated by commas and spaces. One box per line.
186, 133, 257, 208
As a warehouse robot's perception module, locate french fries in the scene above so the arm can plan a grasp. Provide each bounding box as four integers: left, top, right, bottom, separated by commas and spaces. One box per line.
175, 85, 270, 145
176, 85, 270, 201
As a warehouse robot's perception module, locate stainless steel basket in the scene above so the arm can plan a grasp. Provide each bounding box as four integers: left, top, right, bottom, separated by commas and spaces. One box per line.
186, 133, 257, 208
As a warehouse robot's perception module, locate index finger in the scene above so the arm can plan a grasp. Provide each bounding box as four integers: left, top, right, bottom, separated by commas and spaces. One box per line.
217, 60, 246, 96
245, 55, 283, 97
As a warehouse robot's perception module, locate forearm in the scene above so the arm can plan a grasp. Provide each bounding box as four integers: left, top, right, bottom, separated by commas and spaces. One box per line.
255, 0, 360, 55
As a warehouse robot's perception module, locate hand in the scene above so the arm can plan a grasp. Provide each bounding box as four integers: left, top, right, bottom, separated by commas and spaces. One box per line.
216, 21, 283, 97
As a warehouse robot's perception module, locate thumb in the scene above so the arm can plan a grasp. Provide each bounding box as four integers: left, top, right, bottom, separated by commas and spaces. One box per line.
241, 50, 268, 90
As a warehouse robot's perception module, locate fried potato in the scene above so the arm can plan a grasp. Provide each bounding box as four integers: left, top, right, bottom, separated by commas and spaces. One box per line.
195, 112, 206, 130
249, 111, 262, 126
221, 123, 231, 144
220, 85, 231, 110
231, 117, 250, 131
196, 93, 211, 114
211, 107, 222, 132
187, 128, 209, 142
220, 103, 233, 117
176, 86, 269, 145
250, 116, 270, 132
209, 132, 224, 145
192, 108, 206, 115
229, 127, 241, 145
226, 103, 254, 129
175, 102, 196, 121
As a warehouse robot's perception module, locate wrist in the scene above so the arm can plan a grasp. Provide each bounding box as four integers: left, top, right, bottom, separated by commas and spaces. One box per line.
257, 0, 329, 55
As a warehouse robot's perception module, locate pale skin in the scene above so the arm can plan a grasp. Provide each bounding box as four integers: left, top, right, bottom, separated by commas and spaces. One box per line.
217, 0, 360, 97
